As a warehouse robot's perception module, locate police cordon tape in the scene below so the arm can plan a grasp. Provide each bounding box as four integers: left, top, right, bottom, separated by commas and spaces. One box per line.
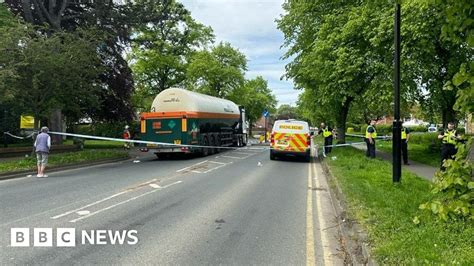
3, 131, 390, 152
47, 131, 268, 151
3, 131, 36, 140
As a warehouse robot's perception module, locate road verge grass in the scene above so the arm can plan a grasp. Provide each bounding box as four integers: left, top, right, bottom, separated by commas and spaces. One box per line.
0, 149, 129, 174
325, 147, 473, 264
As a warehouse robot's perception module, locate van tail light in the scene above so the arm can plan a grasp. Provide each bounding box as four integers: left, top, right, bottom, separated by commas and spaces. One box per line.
270, 132, 275, 145
306, 133, 311, 146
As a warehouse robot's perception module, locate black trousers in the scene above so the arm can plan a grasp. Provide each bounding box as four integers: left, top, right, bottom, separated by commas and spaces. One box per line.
365, 139, 376, 158
401, 140, 408, 164
440, 144, 457, 169
324, 137, 333, 154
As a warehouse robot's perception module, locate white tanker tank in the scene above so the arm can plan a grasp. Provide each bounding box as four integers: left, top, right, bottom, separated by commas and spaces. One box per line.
140, 88, 247, 156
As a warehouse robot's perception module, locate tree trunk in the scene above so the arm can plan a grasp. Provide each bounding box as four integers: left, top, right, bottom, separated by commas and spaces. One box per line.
335, 98, 353, 144
49, 108, 63, 145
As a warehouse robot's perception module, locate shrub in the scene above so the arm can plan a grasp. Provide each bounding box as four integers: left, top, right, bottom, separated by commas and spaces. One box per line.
406, 125, 428, 132
419, 139, 474, 221
361, 124, 392, 135
73, 122, 138, 139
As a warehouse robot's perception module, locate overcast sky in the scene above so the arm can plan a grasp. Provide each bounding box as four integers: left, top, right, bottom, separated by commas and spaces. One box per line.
180, 0, 299, 107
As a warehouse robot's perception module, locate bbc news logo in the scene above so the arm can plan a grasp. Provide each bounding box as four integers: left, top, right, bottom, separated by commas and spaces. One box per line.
11, 228, 138, 247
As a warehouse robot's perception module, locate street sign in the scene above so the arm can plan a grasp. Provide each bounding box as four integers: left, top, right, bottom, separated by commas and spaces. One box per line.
20, 115, 34, 129
263, 110, 269, 118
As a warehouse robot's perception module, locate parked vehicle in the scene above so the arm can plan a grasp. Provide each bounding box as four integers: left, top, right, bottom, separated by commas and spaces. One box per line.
140, 88, 247, 157
270, 119, 312, 162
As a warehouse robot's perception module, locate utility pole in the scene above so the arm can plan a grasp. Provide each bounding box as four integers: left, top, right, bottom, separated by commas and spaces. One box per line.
392, 3, 402, 183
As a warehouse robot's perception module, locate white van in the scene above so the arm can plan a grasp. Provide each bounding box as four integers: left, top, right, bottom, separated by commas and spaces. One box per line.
270, 119, 312, 162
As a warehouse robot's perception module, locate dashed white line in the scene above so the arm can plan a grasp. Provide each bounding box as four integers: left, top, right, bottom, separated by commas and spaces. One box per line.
176, 160, 208, 172
220, 155, 243, 159
51, 179, 157, 220
69, 181, 182, 223
207, 161, 226, 165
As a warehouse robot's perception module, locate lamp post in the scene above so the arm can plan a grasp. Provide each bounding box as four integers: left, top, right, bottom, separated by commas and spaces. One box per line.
392, 3, 402, 183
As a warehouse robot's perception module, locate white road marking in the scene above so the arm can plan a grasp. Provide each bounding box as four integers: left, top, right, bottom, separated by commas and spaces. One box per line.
76, 210, 90, 216
149, 183, 161, 189
202, 164, 229, 173
231, 152, 253, 155
176, 160, 208, 172
51, 178, 157, 219
51, 190, 129, 219
69, 181, 182, 223
307, 162, 316, 265
312, 161, 332, 264
220, 155, 243, 159
207, 161, 226, 165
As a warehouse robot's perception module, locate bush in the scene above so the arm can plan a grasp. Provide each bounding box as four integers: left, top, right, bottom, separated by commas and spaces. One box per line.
361, 124, 392, 135
346, 122, 362, 132
73, 122, 137, 139
419, 139, 473, 221
408, 133, 441, 152
406, 125, 428, 132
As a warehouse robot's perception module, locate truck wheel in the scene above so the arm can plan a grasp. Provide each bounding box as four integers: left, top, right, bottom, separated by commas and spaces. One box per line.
202, 137, 210, 157
209, 135, 216, 155
242, 135, 247, 146
215, 136, 221, 154
270, 150, 276, 160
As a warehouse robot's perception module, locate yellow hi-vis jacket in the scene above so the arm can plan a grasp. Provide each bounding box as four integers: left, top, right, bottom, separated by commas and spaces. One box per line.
442, 130, 457, 145
322, 128, 332, 138
401, 128, 407, 140
365, 126, 377, 139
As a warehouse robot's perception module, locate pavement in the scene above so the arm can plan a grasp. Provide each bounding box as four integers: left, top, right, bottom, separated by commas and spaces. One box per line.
354, 144, 437, 181
0, 146, 345, 265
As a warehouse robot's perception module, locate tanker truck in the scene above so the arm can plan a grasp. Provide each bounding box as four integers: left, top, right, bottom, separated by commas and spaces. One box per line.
139, 88, 248, 157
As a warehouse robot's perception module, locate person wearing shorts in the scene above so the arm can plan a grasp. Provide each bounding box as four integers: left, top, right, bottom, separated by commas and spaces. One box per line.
34, 126, 51, 177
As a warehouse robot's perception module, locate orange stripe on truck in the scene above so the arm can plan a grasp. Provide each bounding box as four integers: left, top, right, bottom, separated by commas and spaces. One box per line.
141, 111, 240, 119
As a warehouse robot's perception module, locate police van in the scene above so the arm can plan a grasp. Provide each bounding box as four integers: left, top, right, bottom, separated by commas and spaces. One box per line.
270, 119, 312, 162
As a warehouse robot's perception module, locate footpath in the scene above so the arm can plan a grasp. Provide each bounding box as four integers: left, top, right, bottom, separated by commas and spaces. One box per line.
353, 145, 437, 182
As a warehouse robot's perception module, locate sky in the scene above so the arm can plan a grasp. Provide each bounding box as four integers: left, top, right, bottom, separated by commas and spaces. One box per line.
180, 0, 299, 107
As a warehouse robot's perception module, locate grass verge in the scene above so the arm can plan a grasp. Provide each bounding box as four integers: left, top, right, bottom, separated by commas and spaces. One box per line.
343, 134, 440, 167
325, 147, 473, 264
377, 141, 440, 167
0, 149, 129, 174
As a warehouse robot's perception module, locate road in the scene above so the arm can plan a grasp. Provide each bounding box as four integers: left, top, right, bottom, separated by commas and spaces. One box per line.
0, 147, 344, 265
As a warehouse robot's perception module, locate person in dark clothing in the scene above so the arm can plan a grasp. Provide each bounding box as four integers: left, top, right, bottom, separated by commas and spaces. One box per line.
318, 123, 334, 156
365, 119, 377, 158
401, 127, 410, 165
438, 122, 461, 170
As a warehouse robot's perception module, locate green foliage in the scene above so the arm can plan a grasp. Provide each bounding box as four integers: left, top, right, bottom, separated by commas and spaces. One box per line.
0, 149, 128, 173
130, 0, 214, 99
227, 76, 276, 127
327, 147, 474, 264
75, 122, 138, 139
275, 104, 298, 120
187, 42, 247, 98
278, 1, 394, 142
361, 124, 392, 135
420, 139, 474, 221
0, 21, 103, 127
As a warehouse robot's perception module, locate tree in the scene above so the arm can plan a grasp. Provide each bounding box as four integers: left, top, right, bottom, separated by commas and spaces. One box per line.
227, 76, 277, 132
187, 42, 247, 98
0, 22, 102, 129
275, 104, 298, 120
401, 0, 470, 126
5, 0, 138, 122
278, 0, 393, 143
130, 0, 214, 101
